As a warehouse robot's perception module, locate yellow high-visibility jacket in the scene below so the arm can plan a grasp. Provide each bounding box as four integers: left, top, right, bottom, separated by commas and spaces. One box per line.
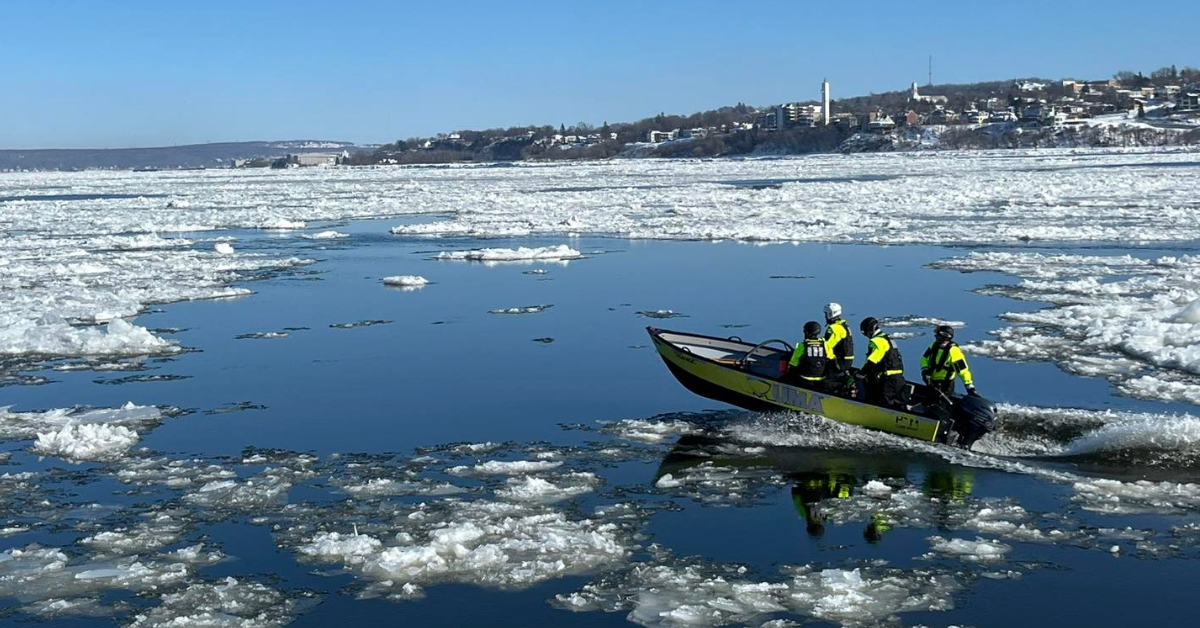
921, 342, 973, 387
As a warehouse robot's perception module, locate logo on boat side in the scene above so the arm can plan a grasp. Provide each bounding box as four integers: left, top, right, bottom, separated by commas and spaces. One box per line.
748, 379, 823, 414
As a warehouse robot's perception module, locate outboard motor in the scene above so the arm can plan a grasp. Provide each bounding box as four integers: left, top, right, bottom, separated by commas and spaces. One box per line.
951, 394, 997, 450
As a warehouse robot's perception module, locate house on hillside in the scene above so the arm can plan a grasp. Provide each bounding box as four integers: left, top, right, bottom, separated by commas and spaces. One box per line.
977, 97, 1002, 112
866, 114, 895, 133
831, 113, 859, 131
755, 111, 778, 131
902, 110, 920, 126
961, 110, 989, 124
1019, 103, 1045, 126
1156, 85, 1182, 99
1178, 92, 1200, 112
926, 107, 956, 125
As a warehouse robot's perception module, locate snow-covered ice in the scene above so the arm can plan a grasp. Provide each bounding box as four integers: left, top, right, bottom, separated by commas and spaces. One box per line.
430, 244, 582, 262
879, 315, 965, 329
382, 275, 429, 287
0, 402, 162, 440
32, 423, 139, 462
495, 473, 599, 504
933, 251, 1200, 404
377, 149, 1200, 244
555, 549, 961, 628
291, 499, 630, 596
601, 418, 702, 443
300, 230, 349, 240
128, 577, 296, 628
446, 459, 563, 475
927, 536, 1012, 562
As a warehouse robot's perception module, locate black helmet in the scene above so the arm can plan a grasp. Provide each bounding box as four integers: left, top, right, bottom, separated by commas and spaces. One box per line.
935, 325, 954, 341
803, 321, 821, 339
859, 317, 879, 337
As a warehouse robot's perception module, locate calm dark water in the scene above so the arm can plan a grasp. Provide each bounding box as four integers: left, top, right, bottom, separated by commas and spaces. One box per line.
1, 221, 1197, 627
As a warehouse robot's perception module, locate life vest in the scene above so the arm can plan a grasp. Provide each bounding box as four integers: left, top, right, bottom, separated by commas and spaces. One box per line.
825, 319, 854, 369
796, 339, 828, 381
922, 342, 973, 386
867, 333, 904, 377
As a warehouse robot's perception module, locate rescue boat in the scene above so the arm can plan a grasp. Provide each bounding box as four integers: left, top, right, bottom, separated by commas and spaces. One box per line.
647, 327, 996, 448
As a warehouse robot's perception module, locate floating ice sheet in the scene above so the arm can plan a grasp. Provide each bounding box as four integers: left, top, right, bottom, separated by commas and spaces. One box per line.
430, 244, 582, 262
555, 548, 961, 628
300, 230, 349, 240
129, 577, 296, 628
932, 251, 1200, 405
0, 402, 162, 441
489, 305, 552, 315
380, 149, 1200, 245
382, 275, 429, 288
33, 422, 140, 462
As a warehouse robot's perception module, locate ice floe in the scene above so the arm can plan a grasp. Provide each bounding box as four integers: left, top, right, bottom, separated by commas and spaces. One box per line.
0, 402, 162, 440
430, 244, 582, 263
489, 304, 553, 314
300, 230, 349, 240
494, 473, 599, 504
555, 548, 961, 628
927, 536, 1012, 562
446, 459, 563, 475
32, 422, 140, 462
329, 319, 392, 328
878, 315, 965, 329
933, 251, 1200, 405
0, 315, 179, 358
0, 544, 191, 610
235, 331, 289, 340
128, 577, 296, 628
291, 499, 631, 598
601, 418, 703, 443
382, 275, 429, 287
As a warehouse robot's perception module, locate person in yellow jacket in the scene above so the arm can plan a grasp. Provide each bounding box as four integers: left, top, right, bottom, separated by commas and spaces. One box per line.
921, 325, 978, 397
787, 321, 829, 390
822, 303, 854, 373
822, 303, 854, 394
857, 317, 907, 409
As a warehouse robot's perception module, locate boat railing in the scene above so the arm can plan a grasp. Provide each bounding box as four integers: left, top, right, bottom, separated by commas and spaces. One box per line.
735, 339, 793, 372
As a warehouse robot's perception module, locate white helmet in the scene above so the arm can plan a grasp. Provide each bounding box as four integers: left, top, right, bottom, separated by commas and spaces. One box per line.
824, 302, 842, 320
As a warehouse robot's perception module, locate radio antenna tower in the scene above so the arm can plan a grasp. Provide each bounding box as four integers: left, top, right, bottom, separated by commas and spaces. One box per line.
928, 55, 933, 86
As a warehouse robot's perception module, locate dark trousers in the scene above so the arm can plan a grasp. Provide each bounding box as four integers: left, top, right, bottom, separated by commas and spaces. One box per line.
867, 374, 908, 409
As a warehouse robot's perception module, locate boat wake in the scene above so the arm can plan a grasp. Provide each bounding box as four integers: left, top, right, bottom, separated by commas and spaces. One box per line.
693, 402, 1200, 472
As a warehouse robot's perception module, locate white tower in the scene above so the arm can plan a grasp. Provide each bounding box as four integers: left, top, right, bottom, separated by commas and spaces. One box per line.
821, 79, 831, 125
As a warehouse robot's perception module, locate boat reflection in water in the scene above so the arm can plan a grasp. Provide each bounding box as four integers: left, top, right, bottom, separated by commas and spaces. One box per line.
655, 433, 976, 544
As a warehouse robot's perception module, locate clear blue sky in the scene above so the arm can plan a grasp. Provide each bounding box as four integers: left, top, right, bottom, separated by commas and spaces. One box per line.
2, 0, 1196, 148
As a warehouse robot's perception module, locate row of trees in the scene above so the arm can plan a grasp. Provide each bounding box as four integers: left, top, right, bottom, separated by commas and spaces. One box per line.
937, 124, 1200, 150
1114, 66, 1200, 88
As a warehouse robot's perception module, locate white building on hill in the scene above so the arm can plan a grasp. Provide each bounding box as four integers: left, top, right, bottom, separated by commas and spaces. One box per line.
910, 82, 947, 104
